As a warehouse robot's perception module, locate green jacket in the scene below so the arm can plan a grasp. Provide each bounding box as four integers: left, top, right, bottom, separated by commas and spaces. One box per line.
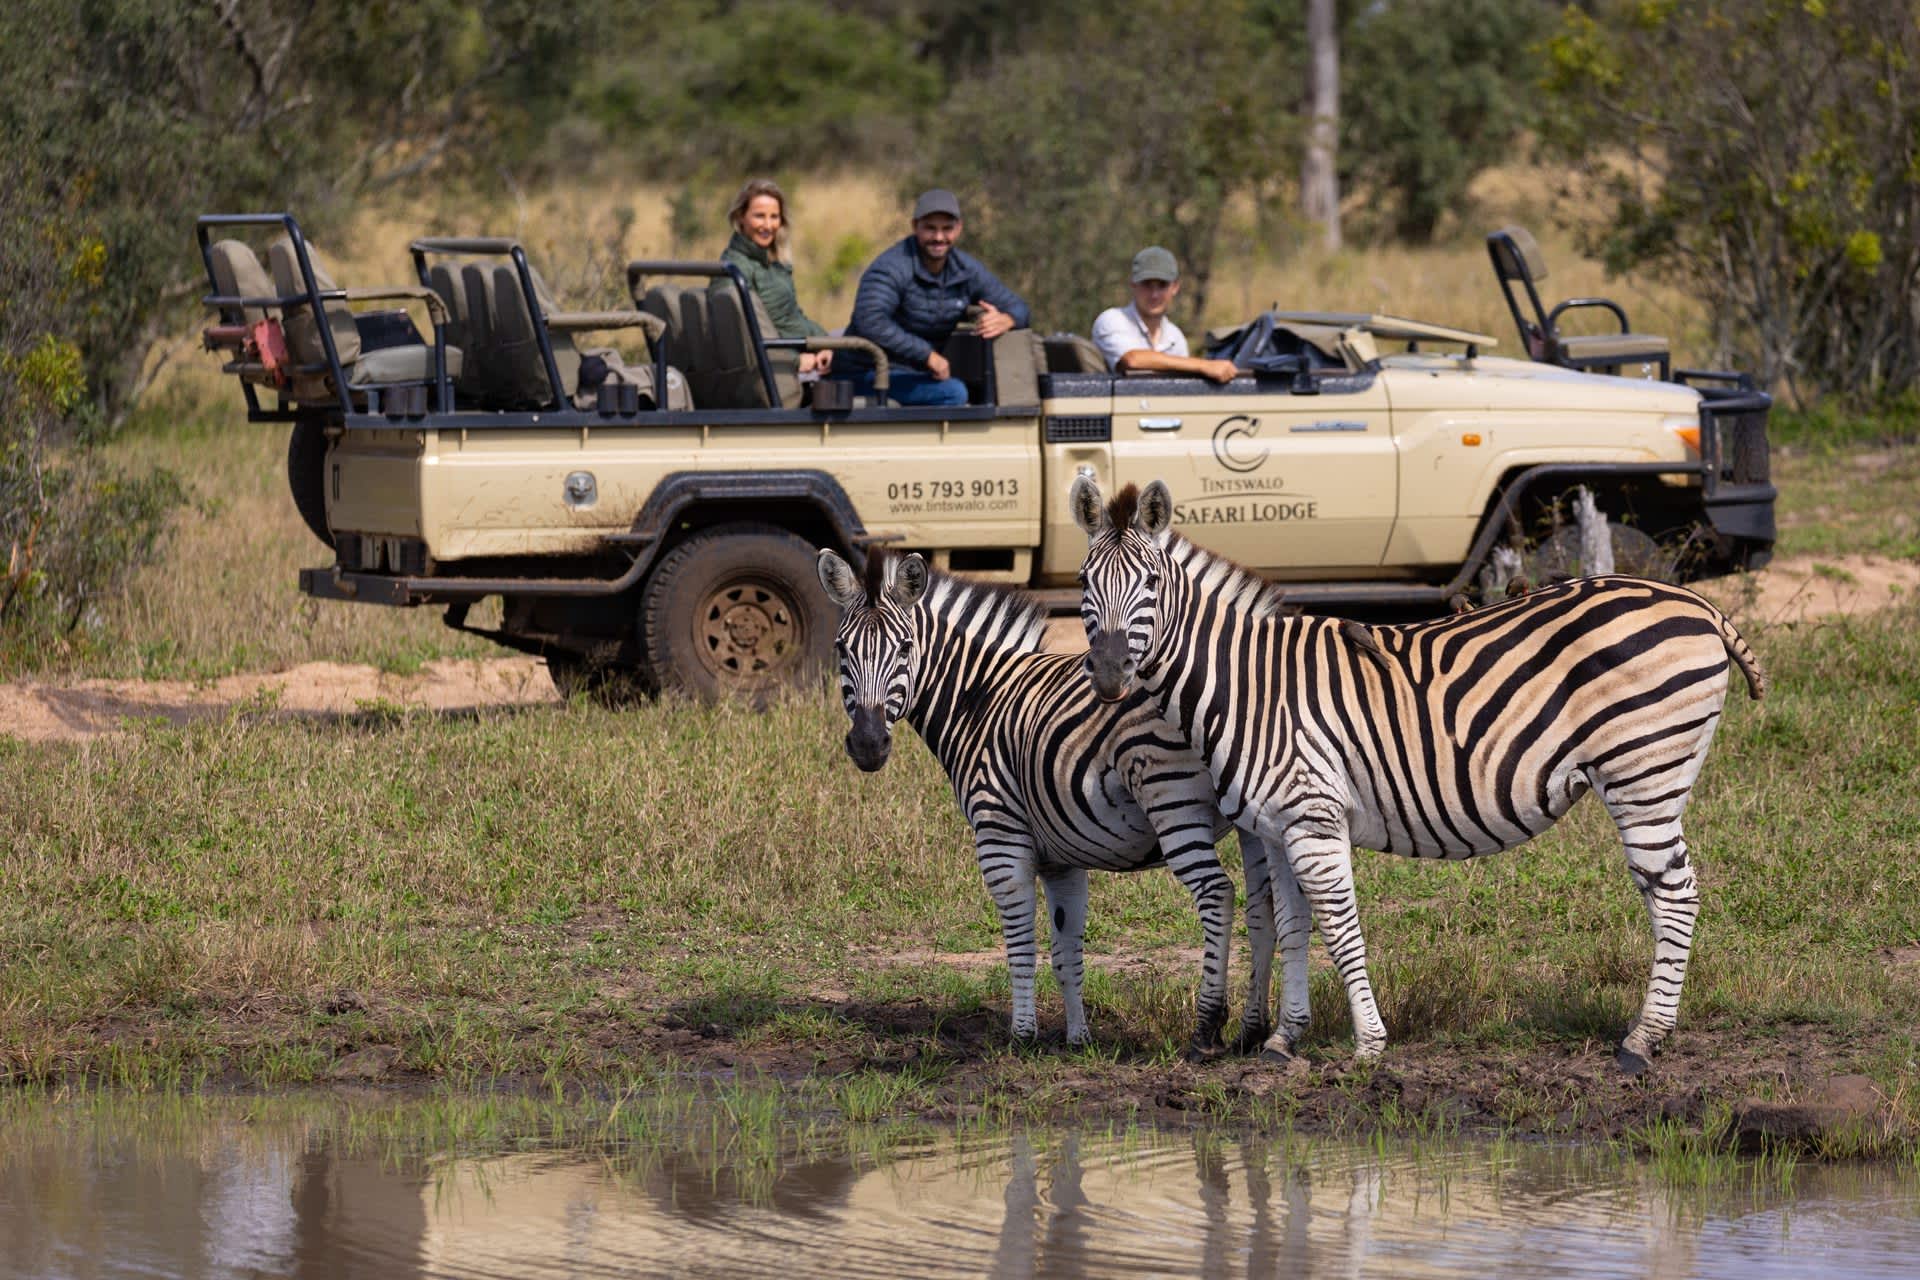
721, 231, 827, 339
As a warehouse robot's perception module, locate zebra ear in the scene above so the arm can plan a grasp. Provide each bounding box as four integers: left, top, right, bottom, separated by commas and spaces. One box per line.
1069, 474, 1106, 535
890, 553, 929, 607
1137, 480, 1174, 536
817, 549, 862, 608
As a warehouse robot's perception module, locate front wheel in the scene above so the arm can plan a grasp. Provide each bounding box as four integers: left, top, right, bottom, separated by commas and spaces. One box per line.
1526, 521, 1676, 583
641, 523, 834, 703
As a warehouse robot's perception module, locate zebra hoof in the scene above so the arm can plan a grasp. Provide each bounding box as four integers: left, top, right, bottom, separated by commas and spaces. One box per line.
1615, 1047, 1651, 1077
1231, 1024, 1273, 1055
1257, 1047, 1295, 1067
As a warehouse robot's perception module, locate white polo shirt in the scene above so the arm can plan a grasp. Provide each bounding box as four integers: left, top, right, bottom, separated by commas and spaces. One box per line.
1091, 302, 1188, 370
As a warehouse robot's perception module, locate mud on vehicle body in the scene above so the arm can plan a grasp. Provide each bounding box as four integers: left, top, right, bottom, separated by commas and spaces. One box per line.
196, 214, 1775, 699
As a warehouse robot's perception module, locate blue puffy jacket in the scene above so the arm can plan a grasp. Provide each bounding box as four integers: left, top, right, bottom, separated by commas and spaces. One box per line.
844, 236, 1031, 370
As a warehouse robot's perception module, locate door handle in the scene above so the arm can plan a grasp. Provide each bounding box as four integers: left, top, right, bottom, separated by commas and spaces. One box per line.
1290, 420, 1367, 433
1139, 417, 1183, 431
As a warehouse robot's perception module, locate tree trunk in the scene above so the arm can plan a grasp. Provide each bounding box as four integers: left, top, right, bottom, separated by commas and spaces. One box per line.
1302, 0, 1341, 253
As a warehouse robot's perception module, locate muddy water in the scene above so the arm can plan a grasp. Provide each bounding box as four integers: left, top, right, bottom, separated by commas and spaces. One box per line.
2, 1094, 1918, 1279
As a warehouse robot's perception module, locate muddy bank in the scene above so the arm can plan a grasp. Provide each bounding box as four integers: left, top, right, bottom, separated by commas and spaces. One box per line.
105, 976, 1900, 1156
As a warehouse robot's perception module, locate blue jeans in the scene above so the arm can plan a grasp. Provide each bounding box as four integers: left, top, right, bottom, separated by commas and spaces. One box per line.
841, 365, 970, 407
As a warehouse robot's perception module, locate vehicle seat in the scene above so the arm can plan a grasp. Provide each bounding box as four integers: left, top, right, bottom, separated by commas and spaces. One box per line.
207, 240, 280, 386
674, 287, 723, 407
267, 238, 462, 402
707, 281, 803, 409
1043, 333, 1109, 374
426, 263, 485, 401
490, 263, 579, 406
1486, 226, 1670, 379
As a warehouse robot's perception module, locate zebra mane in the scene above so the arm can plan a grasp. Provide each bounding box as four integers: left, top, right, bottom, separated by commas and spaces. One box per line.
863, 550, 1051, 655
1165, 533, 1296, 619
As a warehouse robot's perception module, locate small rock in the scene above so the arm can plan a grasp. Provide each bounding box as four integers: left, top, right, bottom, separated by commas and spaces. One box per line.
328, 1045, 400, 1081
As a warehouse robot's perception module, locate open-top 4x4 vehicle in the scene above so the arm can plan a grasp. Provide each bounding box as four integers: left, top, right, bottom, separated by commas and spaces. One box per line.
196, 215, 1775, 699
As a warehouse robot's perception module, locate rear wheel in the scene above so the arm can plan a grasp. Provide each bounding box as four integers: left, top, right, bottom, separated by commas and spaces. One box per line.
287, 418, 333, 550
642, 523, 833, 703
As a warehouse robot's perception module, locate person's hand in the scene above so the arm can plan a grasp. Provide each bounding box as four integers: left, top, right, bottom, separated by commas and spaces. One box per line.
814, 349, 833, 375
926, 351, 952, 380
974, 302, 1015, 341
799, 352, 821, 375
1203, 358, 1239, 383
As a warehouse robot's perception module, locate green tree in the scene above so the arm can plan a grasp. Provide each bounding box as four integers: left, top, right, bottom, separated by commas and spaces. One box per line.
1540, 0, 1920, 405
569, 1, 941, 175
918, 0, 1293, 332
1340, 0, 1551, 242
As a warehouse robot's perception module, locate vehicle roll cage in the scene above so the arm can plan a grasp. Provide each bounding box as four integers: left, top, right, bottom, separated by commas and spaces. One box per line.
197, 212, 821, 424
196, 212, 456, 422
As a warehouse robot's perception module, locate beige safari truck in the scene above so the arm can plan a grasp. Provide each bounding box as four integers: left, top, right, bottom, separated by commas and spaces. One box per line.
195, 214, 1775, 699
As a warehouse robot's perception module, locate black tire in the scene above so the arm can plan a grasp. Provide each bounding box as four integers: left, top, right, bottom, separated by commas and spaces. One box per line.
642, 523, 834, 703
1526, 521, 1675, 583
287, 418, 334, 550
546, 650, 659, 707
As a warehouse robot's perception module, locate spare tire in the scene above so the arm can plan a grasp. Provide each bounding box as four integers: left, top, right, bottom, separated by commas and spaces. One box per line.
286, 417, 333, 550
642, 523, 833, 704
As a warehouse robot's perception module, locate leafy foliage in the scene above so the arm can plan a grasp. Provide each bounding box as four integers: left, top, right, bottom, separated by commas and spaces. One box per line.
1339, 0, 1550, 242
1540, 0, 1920, 406
918, 0, 1293, 332
569, 1, 941, 174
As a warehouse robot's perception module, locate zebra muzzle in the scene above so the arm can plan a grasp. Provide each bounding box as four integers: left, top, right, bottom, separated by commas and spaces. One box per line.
1085, 631, 1136, 702
846, 704, 892, 772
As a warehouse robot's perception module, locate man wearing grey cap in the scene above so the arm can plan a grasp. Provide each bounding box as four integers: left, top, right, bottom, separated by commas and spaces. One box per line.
1091, 247, 1238, 382
839, 188, 1031, 406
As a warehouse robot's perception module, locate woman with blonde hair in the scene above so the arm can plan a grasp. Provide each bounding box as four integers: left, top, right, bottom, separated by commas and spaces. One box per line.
721, 178, 831, 374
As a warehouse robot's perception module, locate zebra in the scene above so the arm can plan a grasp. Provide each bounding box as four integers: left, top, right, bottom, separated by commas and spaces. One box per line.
815, 546, 1302, 1057
1069, 476, 1765, 1074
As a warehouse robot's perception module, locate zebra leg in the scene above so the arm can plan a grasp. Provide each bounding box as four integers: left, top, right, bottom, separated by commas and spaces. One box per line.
1165, 849, 1236, 1059
1598, 782, 1702, 1075
1268, 800, 1388, 1059
1233, 828, 1277, 1053
1126, 762, 1237, 1058
977, 832, 1044, 1042
1269, 844, 1314, 1058
1041, 867, 1092, 1046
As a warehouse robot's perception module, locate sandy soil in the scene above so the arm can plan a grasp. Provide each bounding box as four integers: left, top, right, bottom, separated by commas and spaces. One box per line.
2, 553, 1911, 745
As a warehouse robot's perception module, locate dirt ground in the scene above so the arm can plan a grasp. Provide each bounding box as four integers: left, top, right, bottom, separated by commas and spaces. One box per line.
1, 553, 1911, 746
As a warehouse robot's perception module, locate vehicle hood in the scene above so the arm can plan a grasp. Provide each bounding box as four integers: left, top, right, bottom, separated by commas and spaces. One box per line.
1377, 352, 1702, 415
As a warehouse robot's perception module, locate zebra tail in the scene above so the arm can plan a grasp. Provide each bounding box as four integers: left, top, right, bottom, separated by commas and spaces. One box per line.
1714, 608, 1767, 701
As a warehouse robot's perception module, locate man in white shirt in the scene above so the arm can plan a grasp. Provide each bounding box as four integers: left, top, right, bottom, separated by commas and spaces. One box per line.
1089, 246, 1239, 381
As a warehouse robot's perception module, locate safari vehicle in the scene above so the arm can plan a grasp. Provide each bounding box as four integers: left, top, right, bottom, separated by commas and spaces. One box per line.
195, 214, 1775, 699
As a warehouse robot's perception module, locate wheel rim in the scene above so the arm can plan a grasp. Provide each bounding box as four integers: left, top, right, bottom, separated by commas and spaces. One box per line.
694, 574, 805, 685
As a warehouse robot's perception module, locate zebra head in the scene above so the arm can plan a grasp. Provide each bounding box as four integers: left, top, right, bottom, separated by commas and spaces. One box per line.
1071, 475, 1174, 702
816, 547, 929, 772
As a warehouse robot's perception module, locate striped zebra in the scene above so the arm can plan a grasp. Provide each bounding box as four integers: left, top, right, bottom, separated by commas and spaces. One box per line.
816, 547, 1300, 1057
1070, 477, 1765, 1074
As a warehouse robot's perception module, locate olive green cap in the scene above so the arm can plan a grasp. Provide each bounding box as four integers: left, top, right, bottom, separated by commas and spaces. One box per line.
1130, 246, 1179, 284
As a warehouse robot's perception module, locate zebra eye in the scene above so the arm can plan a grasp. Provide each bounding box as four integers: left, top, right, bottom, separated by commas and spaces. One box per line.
1076, 571, 1087, 586
1144, 572, 1161, 590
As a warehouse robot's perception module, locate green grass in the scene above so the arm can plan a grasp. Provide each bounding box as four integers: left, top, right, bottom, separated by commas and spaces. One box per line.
1, 596, 1918, 1106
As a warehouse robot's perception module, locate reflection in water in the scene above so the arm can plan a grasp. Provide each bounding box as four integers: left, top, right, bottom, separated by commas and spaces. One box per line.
2, 1092, 1918, 1279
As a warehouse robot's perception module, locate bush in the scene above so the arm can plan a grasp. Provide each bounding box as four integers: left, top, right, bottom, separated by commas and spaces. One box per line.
1339, 0, 1550, 242
1540, 0, 1920, 407
0, 175, 185, 654
917, 0, 1292, 332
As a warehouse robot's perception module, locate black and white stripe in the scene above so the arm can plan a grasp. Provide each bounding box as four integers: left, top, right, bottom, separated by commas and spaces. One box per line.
1071, 477, 1765, 1073
818, 548, 1293, 1055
